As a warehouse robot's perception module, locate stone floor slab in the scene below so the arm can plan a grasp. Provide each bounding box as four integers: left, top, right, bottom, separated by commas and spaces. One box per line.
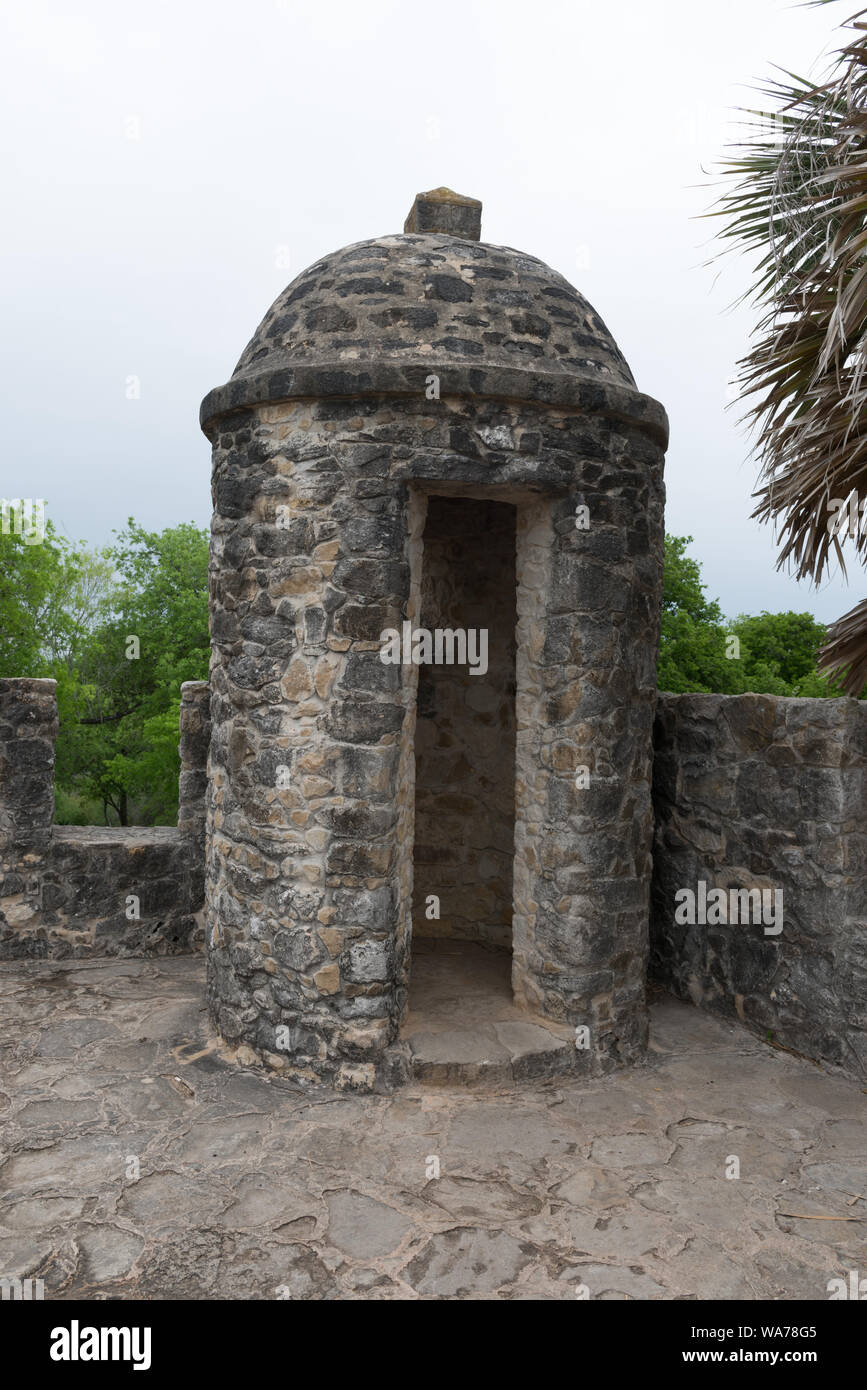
0, 955, 864, 1300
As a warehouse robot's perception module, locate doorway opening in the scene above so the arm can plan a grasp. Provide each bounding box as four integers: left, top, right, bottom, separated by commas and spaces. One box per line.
407, 495, 517, 1023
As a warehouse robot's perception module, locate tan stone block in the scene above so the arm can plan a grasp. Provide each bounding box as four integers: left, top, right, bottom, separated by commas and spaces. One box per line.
297, 748, 328, 773
313, 541, 339, 564
271, 567, 322, 598
296, 701, 322, 717
313, 962, 340, 994
274, 787, 304, 810
340, 1019, 389, 1052
318, 926, 343, 952
301, 775, 332, 797
336, 1062, 376, 1091
313, 657, 339, 698
281, 659, 314, 701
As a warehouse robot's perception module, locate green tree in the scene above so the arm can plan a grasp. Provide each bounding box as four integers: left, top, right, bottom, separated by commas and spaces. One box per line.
657, 535, 861, 696
728, 610, 850, 695
658, 535, 741, 693
0, 519, 77, 677
57, 520, 210, 825
730, 611, 825, 687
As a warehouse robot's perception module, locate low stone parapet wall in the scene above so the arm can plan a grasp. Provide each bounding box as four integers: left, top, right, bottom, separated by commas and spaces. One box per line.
0, 678, 209, 958
650, 693, 867, 1077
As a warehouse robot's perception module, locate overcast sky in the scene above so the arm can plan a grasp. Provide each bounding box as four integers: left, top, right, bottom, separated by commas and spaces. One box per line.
2, 0, 859, 622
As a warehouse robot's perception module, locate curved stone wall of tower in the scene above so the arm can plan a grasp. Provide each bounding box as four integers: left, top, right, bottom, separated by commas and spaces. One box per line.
200, 196, 669, 1090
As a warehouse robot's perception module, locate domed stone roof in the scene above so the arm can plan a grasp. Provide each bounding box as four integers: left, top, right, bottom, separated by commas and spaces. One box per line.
231, 234, 635, 388
200, 192, 667, 446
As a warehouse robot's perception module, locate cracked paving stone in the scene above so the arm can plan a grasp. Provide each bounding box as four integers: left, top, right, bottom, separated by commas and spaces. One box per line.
753, 1247, 848, 1300
550, 1165, 631, 1209
422, 1175, 543, 1223
563, 1207, 683, 1261
109, 1077, 195, 1121
194, 1072, 298, 1113
0, 1233, 56, 1279
165, 1115, 275, 1166
564, 1262, 668, 1299
33, 1238, 81, 1294
666, 1123, 804, 1182
133, 1230, 223, 1299
774, 1199, 867, 1256
75, 1224, 144, 1282
447, 1101, 578, 1165
215, 1174, 319, 1231
342, 1267, 402, 1297
11, 1098, 104, 1131
402, 1227, 535, 1296
32, 1020, 121, 1057
0, 1195, 86, 1231
556, 1081, 664, 1131
0, 1134, 154, 1193
294, 1125, 366, 1169
219, 1239, 336, 1301
658, 1237, 761, 1298
633, 1177, 773, 1235
801, 1159, 867, 1196
324, 1190, 413, 1259
119, 1173, 231, 1230
0, 958, 864, 1300
589, 1132, 675, 1168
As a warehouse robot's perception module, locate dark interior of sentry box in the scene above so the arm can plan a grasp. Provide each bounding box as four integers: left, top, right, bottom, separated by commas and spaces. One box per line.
410, 496, 517, 1001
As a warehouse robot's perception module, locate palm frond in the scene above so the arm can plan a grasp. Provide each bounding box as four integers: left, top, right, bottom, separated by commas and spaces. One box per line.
819, 593, 867, 689
709, 9, 867, 693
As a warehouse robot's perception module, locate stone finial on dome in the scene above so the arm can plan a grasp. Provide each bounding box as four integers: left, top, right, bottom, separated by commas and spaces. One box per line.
404, 187, 482, 241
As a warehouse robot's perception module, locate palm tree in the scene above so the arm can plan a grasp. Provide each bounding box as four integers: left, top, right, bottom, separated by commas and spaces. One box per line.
711, 3, 867, 694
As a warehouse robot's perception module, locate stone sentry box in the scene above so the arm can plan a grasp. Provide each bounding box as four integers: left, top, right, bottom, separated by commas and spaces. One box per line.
199, 188, 669, 1089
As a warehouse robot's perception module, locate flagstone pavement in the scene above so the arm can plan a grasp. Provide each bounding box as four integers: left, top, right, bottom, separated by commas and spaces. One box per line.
0, 957, 864, 1300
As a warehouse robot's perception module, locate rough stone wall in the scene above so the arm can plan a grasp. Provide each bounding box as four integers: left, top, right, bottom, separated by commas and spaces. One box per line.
203, 390, 666, 1088
413, 496, 517, 947
178, 680, 211, 853
0, 677, 208, 958
650, 693, 867, 1077
510, 465, 664, 1071
393, 487, 425, 1029
205, 397, 416, 1091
